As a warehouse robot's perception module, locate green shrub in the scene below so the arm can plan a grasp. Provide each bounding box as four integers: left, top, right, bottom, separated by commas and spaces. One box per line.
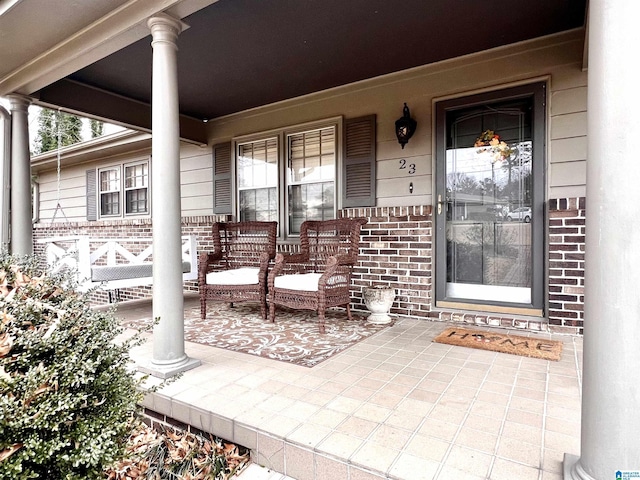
0, 254, 144, 479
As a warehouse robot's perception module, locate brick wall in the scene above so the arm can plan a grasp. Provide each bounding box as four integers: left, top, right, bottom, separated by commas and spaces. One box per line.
343, 206, 567, 333
343, 206, 433, 318
33, 201, 586, 334
548, 197, 585, 334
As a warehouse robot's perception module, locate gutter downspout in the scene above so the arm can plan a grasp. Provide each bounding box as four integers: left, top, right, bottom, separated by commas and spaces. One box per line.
0, 105, 10, 250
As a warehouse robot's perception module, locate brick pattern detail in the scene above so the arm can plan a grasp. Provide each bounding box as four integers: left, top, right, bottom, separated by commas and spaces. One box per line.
343, 206, 550, 332
33, 201, 586, 334
548, 197, 585, 334
342, 206, 433, 319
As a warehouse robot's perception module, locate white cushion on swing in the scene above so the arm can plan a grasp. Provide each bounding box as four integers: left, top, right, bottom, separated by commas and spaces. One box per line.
274, 273, 322, 291
92, 261, 192, 282
206, 267, 260, 285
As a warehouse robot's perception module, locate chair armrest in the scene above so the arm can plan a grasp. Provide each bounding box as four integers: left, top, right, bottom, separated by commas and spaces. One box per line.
328, 253, 356, 267
198, 251, 223, 275
318, 254, 356, 288
278, 252, 309, 264
273, 252, 311, 271
268, 252, 311, 286
259, 251, 272, 273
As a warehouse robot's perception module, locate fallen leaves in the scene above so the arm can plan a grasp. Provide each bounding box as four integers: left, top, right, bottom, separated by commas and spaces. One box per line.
105, 421, 250, 480
0, 332, 12, 358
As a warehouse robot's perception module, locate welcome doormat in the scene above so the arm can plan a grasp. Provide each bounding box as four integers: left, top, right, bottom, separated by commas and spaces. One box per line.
433, 327, 563, 361
120, 301, 392, 368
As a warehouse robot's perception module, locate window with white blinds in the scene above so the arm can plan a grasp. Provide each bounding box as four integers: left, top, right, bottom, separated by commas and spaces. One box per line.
236, 123, 337, 236
237, 137, 278, 222
287, 126, 335, 234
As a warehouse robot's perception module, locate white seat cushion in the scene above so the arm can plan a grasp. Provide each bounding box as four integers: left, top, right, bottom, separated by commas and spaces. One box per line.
274, 272, 322, 291
206, 267, 260, 285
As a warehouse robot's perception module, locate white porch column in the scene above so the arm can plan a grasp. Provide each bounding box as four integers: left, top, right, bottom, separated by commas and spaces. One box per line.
0, 105, 10, 250
7, 94, 33, 256
565, 0, 640, 478
141, 14, 199, 378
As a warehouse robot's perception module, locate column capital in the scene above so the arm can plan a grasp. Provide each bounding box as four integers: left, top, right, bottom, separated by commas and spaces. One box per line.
5, 94, 32, 112
147, 13, 186, 47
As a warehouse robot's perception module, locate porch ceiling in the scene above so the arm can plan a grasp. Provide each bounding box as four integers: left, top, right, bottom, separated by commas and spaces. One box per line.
3, 0, 586, 141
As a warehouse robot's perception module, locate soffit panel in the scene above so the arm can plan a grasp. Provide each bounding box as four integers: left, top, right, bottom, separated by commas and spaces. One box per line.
65, 0, 587, 121
21, 0, 587, 130
0, 0, 130, 74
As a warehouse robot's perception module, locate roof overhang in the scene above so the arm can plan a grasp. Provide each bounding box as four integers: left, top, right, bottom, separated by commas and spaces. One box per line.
30, 129, 152, 173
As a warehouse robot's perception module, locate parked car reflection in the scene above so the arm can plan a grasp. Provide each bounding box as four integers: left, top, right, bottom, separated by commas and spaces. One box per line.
506, 207, 532, 223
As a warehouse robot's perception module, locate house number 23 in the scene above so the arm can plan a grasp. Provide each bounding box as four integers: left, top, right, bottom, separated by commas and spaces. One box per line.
399, 159, 416, 174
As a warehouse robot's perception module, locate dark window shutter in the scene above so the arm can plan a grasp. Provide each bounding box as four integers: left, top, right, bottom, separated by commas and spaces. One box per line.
86, 169, 97, 221
342, 115, 376, 207
213, 142, 232, 214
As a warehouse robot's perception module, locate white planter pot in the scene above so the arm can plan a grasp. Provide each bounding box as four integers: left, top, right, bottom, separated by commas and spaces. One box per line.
363, 286, 395, 324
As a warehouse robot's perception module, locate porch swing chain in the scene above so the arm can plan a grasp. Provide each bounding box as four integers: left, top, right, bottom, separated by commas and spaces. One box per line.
50, 109, 69, 225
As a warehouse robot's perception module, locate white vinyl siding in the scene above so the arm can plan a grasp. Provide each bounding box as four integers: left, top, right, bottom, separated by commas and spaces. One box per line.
548, 74, 588, 199
180, 143, 215, 216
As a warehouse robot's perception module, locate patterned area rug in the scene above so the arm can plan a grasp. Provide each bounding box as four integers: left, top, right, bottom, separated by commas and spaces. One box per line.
121, 301, 392, 368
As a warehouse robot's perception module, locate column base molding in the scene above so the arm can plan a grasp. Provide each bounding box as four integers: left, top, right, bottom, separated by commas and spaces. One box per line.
137, 355, 201, 379
564, 453, 597, 480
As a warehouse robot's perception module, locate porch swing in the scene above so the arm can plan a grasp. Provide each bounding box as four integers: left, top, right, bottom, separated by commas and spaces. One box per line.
38, 110, 198, 293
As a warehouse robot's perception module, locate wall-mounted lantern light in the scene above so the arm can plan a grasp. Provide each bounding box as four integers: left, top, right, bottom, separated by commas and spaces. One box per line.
395, 103, 417, 149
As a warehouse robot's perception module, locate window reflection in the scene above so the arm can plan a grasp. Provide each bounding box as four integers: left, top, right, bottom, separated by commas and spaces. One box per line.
239, 188, 278, 222
288, 182, 334, 234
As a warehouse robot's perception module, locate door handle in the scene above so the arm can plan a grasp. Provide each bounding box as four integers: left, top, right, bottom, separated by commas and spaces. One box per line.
437, 194, 443, 215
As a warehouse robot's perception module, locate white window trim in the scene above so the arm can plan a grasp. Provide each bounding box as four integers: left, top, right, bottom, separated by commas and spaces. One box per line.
31, 178, 39, 223
232, 116, 343, 238
97, 165, 121, 218
123, 160, 150, 216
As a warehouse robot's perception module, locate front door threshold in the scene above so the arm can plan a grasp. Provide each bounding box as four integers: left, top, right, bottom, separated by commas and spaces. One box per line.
436, 300, 543, 317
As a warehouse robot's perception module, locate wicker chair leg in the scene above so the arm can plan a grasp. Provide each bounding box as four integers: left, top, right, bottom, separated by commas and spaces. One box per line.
200, 297, 207, 320
346, 303, 353, 321
269, 302, 276, 323
260, 299, 267, 320
318, 309, 326, 334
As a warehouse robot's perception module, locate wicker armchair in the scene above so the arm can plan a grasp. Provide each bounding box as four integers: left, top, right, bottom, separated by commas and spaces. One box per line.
267, 218, 367, 333
199, 221, 278, 320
